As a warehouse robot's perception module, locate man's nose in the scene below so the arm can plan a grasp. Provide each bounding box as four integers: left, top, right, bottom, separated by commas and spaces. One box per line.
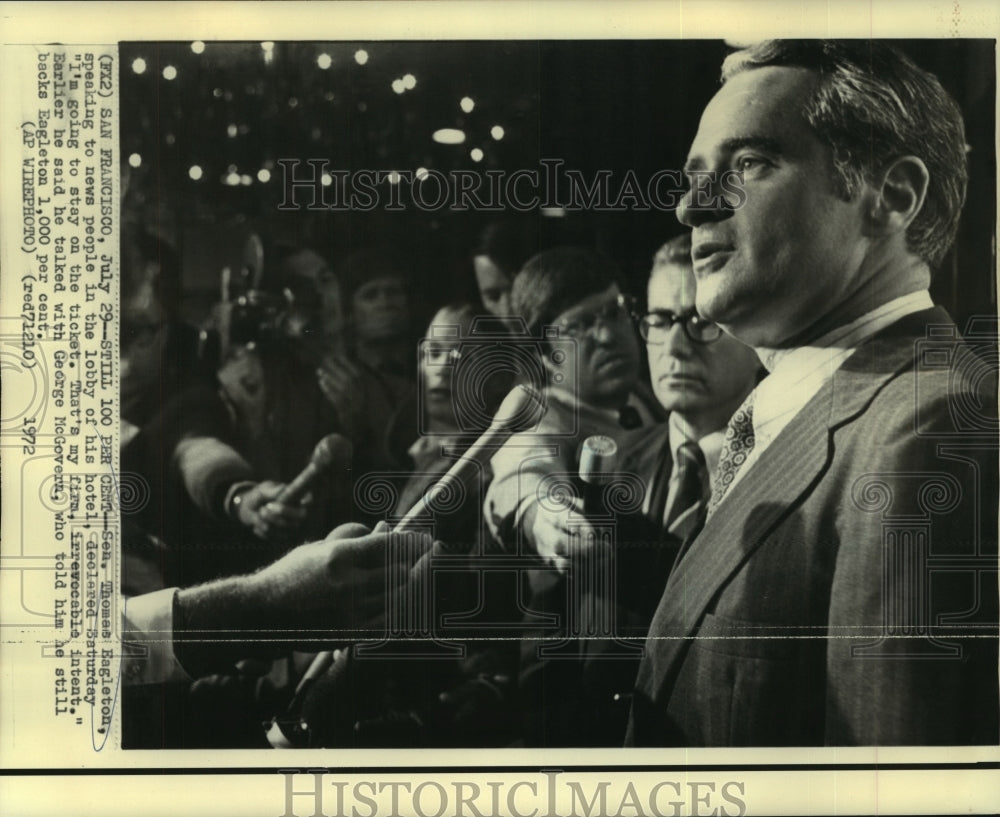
677, 174, 734, 228
661, 322, 694, 358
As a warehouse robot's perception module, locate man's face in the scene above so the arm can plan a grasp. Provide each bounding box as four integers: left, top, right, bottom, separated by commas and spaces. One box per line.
546, 284, 640, 410
420, 307, 466, 430
646, 262, 760, 433
352, 276, 408, 342
679, 67, 871, 347
473, 255, 513, 317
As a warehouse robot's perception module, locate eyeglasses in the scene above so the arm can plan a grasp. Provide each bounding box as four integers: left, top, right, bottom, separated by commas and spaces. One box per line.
556, 294, 637, 339
639, 310, 723, 344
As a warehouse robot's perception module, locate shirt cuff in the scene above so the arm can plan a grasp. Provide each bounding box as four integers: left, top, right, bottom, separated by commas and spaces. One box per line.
122, 588, 192, 686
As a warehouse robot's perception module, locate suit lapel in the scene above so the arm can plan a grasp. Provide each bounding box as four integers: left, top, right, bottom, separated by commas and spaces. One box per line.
644, 308, 945, 685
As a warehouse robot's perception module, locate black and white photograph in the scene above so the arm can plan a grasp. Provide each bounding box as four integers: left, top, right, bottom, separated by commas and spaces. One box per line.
1, 2, 998, 815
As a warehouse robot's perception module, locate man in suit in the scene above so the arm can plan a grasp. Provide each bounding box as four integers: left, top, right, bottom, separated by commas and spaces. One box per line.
628, 40, 998, 746
624, 233, 761, 547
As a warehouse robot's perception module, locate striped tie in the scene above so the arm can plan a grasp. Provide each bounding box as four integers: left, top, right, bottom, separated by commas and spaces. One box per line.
663, 440, 707, 538
707, 393, 756, 517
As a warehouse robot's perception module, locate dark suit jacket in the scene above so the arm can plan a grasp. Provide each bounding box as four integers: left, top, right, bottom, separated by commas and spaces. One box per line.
627, 307, 999, 746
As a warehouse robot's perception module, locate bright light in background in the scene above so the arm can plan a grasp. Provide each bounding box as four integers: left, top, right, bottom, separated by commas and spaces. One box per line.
470, 148, 484, 162
385, 171, 402, 185
288, 97, 299, 108
317, 53, 332, 70
261, 41, 275, 52
164, 133, 176, 146
415, 167, 430, 181
491, 125, 505, 141
391, 79, 405, 95
541, 207, 567, 218
128, 153, 142, 169
261, 41, 275, 65
403, 73, 417, 90
162, 65, 177, 81
354, 49, 369, 65
227, 123, 238, 138
433, 128, 466, 145
188, 165, 203, 181
321, 173, 333, 187
225, 171, 241, 186
460, 96, 475, 113
257, 168, 271, 183
191, 41, 205, 54
212, 87, 223, 98
131, 57, 146, 74
240, 174, 253, 186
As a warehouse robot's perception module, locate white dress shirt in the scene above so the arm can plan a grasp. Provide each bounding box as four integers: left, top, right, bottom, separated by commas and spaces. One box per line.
726, 290, 933, 496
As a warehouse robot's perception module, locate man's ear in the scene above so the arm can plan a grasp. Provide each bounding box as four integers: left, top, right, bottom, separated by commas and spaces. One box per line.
868, 155, 930, 236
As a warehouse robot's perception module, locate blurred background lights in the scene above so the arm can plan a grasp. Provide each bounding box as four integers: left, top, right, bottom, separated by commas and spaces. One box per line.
240, 174, 253, 186
403, 73, 417, 90
433, 128, 466, 145
212, 87, 223, 98
470, 148, 484, 162
128, 153, 142, 169
261, 42, 275, 65
321, 172, 333, 187
225, 171, 241, 186
460, 96, 475, 113
131, 57, 146, 74
415, 167, 430, 181
191, 41, 205, 54
257, 168, 271, 183
386, 171, 402, 185
162, 65, 177, 81
188, 165, 203, 181
491, 125, 505, 140
391, 78, 405, 94
317, 52, 332, 70
354, 49, 369, 65
227, 123, 238, 138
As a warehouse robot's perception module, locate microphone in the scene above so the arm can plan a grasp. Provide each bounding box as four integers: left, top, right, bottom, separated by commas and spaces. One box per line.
277, 433, 352, 505
578, 434, 619, 517
394, 384, 545, 532
268, 387, 543, 747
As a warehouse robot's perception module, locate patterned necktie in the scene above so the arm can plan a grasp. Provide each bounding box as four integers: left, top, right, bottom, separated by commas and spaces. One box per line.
707, 393, 756, 517
663, 440, 708, 537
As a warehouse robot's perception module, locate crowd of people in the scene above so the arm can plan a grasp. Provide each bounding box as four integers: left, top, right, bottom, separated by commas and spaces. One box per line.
121, 40, 997, 750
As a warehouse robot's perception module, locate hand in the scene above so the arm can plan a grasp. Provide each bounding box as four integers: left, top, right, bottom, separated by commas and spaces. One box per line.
174, 522, 438, 670
528, 495, 599, 572
316, 354, 365, 438
233, 481, 310, 540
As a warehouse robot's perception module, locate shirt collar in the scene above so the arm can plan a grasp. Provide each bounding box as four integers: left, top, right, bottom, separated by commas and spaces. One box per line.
754, 290, 933, 373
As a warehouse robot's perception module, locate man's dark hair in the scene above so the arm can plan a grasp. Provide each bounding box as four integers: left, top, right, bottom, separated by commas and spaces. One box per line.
722, 40, 968, 269
474, 218, 542, 278
511, 246, 622, 336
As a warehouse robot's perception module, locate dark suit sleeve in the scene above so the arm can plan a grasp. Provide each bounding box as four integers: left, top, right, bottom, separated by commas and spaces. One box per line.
824, 383, 998, 745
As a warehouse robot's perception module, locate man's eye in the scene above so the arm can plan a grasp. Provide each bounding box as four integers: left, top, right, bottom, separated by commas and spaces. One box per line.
737, 156, 764, 172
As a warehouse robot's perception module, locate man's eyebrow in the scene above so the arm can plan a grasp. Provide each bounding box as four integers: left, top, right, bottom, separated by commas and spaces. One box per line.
683, 136, 785, 173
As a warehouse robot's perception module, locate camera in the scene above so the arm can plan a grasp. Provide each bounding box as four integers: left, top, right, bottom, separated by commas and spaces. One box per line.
417, 315, 578, 436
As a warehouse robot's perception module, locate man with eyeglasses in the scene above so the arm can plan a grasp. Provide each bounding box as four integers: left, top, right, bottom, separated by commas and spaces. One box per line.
483, 245, 649, 745
624, 233, 761, 547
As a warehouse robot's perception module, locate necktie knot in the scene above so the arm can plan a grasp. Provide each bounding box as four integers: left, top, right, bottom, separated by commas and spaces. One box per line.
707, 394, 756, 516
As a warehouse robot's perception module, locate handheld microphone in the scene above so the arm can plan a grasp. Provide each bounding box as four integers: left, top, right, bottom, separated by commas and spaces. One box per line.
269, 387, 543, 747
579, 434, 619, 516
394, 384, 545, 532
277, 433, 352, 505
